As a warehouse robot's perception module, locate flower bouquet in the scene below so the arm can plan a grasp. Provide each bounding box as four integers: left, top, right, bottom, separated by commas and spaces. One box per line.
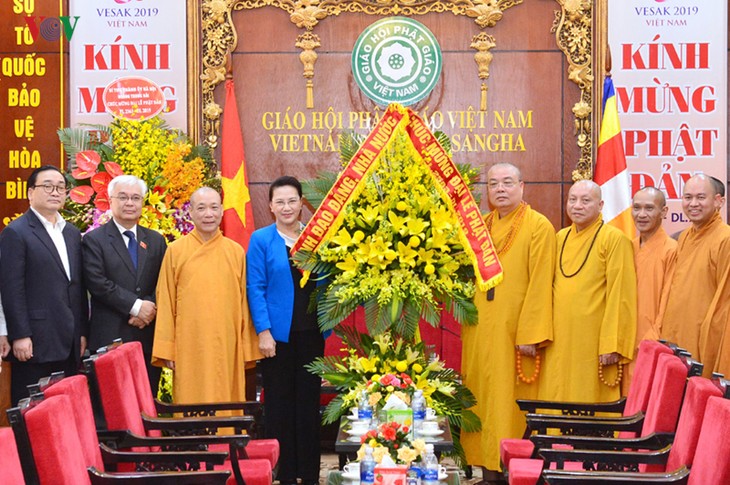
294, 130, 480, 339
307, 326, 479, 464
357, 421, 426, 465
57, 115, 219, 240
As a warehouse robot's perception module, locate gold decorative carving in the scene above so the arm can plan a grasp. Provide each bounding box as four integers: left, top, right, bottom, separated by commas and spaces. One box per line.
296, 31, 321, 108
552, 0, 593, 181
290, 0, 328, 30
198, 0, 596, 181
470, 32, 496, 111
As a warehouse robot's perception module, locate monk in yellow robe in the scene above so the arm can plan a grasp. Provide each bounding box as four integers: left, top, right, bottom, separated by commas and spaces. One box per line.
462, 163, 555, 472
623, 187, 676, 394
540, 180, 636, 403
152, 188, 262, 404
660, 174, 730, 377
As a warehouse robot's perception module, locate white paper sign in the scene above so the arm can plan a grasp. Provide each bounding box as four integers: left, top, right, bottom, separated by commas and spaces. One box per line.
608, 0, 727, 233
69, 0, 187, 130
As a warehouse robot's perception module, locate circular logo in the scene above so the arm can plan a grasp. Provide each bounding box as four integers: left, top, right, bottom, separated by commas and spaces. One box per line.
352, 17, 442, 106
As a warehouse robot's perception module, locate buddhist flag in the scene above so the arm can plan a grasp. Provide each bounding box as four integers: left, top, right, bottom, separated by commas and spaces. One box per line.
221, 78, 255, 249
595, 76, 634, 238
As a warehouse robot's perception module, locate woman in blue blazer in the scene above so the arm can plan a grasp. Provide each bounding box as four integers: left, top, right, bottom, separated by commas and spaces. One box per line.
247, 176, 324, 485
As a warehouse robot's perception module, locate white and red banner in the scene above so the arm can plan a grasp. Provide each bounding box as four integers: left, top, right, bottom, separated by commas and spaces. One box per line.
69, 0, 187, 129
608, 0, 727, 234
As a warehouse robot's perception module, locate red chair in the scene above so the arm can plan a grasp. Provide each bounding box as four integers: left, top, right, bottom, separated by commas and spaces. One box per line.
86, 345, 273, 485
119, 341, 279, 471
541, 394, 730, 484
506, 352, 695, 485
511, 375, 723, 485
500, 340, 677, 470
0, 427, 24, 485
16, 393, 231, 484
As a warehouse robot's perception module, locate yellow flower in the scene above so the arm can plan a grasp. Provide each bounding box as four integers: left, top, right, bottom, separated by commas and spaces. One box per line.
331, 228, 356, 250
387, 210, 409, 235
372, 446, 390, 464
358, 356, 379, 373
397, 447, 419, 463
368, 392, 383, 407
395, 360, 408, 373
336, 255, 359, 274
411, 362, 423, 373
357, 206, 381, 226
405, 218, 429, 237
396, 201, 408, 211
412, 439, 426, 455
397, 241, 418, 268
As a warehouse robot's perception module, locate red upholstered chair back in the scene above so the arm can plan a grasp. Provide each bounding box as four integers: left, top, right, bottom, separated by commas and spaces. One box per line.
93, 349, 150, 450
25, 394, 92, 485
0, 427, 25, 484
624, 340, 675, 416
640, 353, 688, 436
687, 396, 730, 485
43, 374, 104, 471
119, 342, 157, 415
665, 377, 724, 471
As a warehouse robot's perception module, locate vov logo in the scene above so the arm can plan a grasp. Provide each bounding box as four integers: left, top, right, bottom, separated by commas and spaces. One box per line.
23, 16, 81, 42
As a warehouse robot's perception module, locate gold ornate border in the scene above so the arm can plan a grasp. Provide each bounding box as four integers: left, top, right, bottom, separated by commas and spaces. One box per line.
195, 0, 596, 178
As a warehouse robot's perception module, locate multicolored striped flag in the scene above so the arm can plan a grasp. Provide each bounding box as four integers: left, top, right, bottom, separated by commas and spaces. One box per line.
595, 76, 635, 238
220, 78, 255, 249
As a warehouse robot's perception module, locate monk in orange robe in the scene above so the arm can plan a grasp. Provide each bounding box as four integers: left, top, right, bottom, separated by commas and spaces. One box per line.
660, 174, 730, 377
623, 187, 676, 394
540, 180, 636, 403
152, 188, 262, 404
462, 163, 555, 472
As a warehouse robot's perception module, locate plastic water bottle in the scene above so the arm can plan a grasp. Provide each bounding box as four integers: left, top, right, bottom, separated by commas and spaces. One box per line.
421, 443, 439, 485
358, 391, 373, 424
406, 463, 422, 485
360, 445, 376, 485
411, 390, 425, 435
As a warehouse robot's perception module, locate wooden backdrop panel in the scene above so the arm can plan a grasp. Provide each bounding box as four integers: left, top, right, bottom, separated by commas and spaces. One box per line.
222, 4, 579, 230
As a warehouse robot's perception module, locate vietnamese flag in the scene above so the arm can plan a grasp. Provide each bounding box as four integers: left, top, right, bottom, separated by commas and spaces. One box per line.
220, 78, 255, 249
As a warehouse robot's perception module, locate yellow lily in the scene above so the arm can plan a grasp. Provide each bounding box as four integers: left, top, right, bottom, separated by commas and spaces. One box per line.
397, 241, 418, 268
405, 218, 429, 237
387, 210, 409, 236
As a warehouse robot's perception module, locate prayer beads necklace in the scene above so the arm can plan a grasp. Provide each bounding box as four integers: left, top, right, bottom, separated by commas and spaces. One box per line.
598, 362, 623, 387
485, 201, 527, 256
558, 221, 603, 278
515, 350, 541, 384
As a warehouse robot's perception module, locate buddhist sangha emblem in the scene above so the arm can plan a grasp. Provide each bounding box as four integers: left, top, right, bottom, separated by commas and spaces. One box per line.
352, 17, 442, 106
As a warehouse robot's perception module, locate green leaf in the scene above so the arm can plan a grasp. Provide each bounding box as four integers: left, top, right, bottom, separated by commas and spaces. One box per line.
322, 395, 346, 425
339, 131, 366, 166
302, 171, 339, 209
317, 288, 360, 331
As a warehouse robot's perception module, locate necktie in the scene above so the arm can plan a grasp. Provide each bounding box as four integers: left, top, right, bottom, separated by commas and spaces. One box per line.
123, 230, 138, 270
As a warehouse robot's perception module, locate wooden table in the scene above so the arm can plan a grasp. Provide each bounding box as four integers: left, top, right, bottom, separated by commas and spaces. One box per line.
333, 416, 454, 469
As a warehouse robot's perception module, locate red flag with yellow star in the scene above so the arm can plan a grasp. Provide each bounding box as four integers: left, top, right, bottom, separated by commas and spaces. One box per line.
221, 78, 254, 249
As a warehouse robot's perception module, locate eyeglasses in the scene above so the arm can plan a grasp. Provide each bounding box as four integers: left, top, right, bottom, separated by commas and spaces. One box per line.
487, 180, 519, 190
272, 198, 301, 209
33, 184, 69, 195
111, 195, 144, 203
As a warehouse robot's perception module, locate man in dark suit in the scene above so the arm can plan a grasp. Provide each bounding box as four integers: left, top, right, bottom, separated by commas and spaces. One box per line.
0, 165, 88, 406
83, 175, 167, 395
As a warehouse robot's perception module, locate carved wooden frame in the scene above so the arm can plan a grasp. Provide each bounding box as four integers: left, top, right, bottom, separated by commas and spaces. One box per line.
190, 0, 599, 179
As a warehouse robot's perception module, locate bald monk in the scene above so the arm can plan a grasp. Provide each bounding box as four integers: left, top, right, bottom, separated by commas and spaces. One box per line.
539, 180, 636, 402
660, 174, 730, 376
623, 187, 676, 394
152, 187, 262, 404
461, 163, 555, 472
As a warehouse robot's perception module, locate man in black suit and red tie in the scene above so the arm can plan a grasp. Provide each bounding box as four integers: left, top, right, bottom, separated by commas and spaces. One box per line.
0, 165, 89, 406
82, 175, 167, 395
